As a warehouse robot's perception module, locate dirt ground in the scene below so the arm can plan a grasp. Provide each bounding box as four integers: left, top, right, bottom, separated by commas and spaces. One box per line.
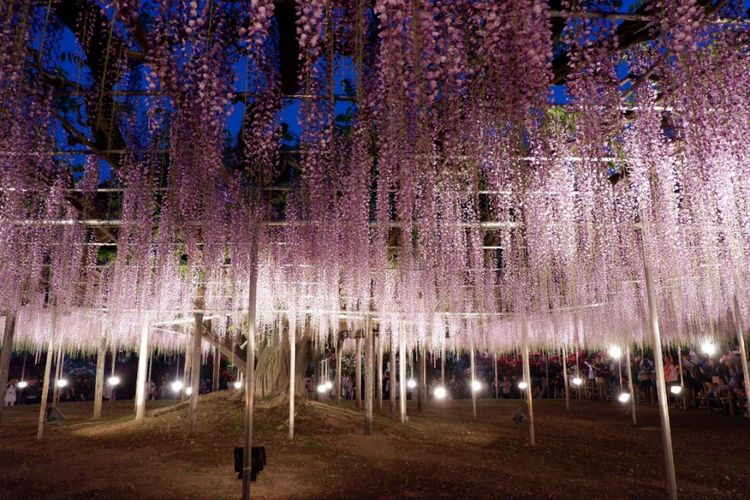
1, 394, 748, 499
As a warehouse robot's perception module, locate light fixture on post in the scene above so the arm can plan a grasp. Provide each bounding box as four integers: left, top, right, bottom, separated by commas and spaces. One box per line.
517, 381, 528, 390
433, 386, 447, 400
609, 345, 622, 360
617, 392, 631, 403
17, 381, 28, 389
670, 385, 683, 395
55, 379, 68, 388
170, 380, 183, 392
407, 378, 417, 389
107, 376, 120, 386
701, 341, 717, 356
571, 376, 583, 387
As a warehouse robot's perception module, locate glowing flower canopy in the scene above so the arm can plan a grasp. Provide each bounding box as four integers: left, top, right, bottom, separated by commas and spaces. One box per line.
0, 1, 748, 356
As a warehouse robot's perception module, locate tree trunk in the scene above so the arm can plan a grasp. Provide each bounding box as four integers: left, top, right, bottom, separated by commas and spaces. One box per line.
254, 334, 311, 407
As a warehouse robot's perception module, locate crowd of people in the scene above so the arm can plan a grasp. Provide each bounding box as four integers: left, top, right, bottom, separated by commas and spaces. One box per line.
2, 355, 241, 407
4, 344, 747, 418
308, 345, 748, 417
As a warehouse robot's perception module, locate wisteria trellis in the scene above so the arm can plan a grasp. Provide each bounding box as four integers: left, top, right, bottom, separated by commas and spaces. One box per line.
0, 0, 749, 358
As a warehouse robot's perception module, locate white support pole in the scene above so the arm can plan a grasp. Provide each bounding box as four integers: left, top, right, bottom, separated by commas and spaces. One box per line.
677, 347, 687, 411
37, 312, 57, 440
440, 341, 446, 386
522, 325, 536, 447
562, 345, 570, 410
242, 241, 259, 500
52, 344, 63, 407
355, 336, 362, 408
399, 333, 406, 423
93, 333, 106, 419
335, 335, 342, 404
390, 337, 397, 418
289, 325, 296, 440
0, 311, 16, 424
470, 338, 477, 420
493, 352, 499, 399
364, 315, 374, 434
377, 328, 383, 411
643, 252, 678, 500
188, 310, 203, 433
212, 345, 221, 393
182, 338, 192, 402
626, 345, 637, 425
135, 320, 151, 421
416, 347, 422, 413
420, 345, 427, 405
732, 295, 750, 418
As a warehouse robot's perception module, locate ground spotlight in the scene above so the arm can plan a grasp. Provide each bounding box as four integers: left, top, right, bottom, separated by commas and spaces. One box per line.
55, 379, 68, 388
670, 385, 683, 395
170, 380, 183, 392
407, 378, 417, 389
107, 376, 120, 386
617, 392, 631, 403
434, 386, 447, 400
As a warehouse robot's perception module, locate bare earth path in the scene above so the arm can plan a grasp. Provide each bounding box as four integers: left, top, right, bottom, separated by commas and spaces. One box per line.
1, 394, 748, 499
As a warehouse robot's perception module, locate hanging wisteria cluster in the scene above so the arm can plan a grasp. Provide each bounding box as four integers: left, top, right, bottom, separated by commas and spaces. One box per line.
1, 0, 749, 359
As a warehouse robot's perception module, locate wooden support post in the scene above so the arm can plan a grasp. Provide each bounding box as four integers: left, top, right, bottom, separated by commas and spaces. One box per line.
355, 336, 362, 408
0, 311, 16, 424
364, 316, 374, 434
93, 334, 106, 419
37, 312, 57, 440
732, 295, 750, 418
522, 325, 535, 446
242, 241, 259, 500
643, 249, 678, 500
626, 345, 637, 425
289, 325, 296, 440
188, 310, 203, 433
377, 329, 383, 410
135, 320, 151, 421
